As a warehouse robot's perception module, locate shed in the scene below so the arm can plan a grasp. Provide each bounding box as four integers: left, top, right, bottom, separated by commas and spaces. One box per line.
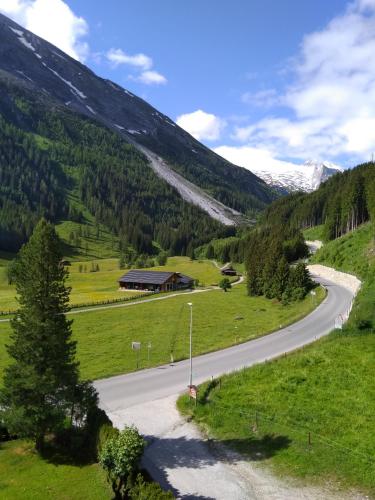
220, 264, 237, 276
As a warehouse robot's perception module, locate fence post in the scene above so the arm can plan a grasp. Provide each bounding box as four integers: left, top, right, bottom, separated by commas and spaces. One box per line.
252, 411, 258, 433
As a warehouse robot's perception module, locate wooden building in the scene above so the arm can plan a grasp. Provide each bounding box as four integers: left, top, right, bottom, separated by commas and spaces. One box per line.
118, 270, 194, 292
220, 264, 237, 276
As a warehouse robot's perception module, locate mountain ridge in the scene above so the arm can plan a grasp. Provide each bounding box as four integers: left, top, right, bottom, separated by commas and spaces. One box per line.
0, 12, 275, 226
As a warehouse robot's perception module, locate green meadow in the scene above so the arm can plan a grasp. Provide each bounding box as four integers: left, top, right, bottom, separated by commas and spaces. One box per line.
0, 440, 111, 499
0, 283, 325, 381
0, 257, 225, 313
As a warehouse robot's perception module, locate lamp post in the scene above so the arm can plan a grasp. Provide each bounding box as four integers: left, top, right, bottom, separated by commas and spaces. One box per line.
187, 302, 193, 387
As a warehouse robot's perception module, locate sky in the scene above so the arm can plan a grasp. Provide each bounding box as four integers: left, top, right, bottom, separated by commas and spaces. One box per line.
1, 0, 375, 172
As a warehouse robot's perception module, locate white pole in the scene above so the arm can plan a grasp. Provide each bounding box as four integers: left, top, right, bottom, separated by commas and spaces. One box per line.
188, 302, 193, 387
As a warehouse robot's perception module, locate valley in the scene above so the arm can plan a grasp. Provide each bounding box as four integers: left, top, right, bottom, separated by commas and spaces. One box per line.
0, 268, 325, 381
0, 5, 375, 500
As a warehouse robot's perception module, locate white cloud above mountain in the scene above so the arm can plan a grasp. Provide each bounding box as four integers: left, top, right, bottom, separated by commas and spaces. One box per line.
135, 70, 167, 85
0, 0, 89, 61
106, 48, 167, 86
214, 145, 298, 172
176, 110, 226, 141
0, 0, 166, 85
225, 0, 375, 166
107, 48, 153, 70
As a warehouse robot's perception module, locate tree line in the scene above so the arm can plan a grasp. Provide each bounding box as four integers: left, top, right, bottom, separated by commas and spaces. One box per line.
262, 162, 375, 241
245, 225, 312, 303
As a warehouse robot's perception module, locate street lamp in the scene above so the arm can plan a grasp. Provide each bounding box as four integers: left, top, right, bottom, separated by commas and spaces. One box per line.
187, 302, 193, 387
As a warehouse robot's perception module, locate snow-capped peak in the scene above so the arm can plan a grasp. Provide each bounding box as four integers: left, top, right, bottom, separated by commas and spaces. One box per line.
252, 159, 343, 193
306, 160, 343, 190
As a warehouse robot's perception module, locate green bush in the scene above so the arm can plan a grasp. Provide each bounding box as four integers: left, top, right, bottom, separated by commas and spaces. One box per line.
99, 426, 146, 497
129, 473, 174, 499
97, 423, 120, 456
0, 420, 11, 441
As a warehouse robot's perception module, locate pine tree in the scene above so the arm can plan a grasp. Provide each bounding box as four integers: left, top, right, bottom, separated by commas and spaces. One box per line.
0, 219, 82, 451
206, 244, 215, 260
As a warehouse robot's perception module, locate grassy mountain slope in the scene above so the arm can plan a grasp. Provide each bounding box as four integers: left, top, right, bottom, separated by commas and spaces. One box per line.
0, 79, 234, 254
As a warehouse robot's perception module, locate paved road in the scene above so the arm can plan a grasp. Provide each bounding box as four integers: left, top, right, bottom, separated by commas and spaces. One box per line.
95, 274, 357, 499
95, 275, 354, 412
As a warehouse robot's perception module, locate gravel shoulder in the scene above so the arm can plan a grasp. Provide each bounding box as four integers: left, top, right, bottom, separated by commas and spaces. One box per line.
308, 264, 361, 295
109, 396, 365, 500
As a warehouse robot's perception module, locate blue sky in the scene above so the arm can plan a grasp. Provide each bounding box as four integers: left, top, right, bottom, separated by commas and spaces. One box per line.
1, 0, 375, 171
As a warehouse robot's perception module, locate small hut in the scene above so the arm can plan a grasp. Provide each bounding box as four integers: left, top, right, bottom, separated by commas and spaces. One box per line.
220, 264, 237, 276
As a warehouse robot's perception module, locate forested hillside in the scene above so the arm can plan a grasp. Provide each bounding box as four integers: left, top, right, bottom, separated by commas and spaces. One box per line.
0, 81, 233, 254
0, 11, 277, 245
263, 163, 375, 240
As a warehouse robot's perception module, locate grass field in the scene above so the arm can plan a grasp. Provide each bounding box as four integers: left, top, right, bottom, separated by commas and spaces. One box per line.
0, 439, 111, 499
0, 283, 325, 381
303, 225, 325, 241
56, 219, 120, 261
0, 257, 225, 313
177, 223, 375, 495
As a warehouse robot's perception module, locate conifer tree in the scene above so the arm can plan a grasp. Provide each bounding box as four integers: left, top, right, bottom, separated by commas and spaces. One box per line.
206, 244, 215, 260
0, 219, 85, 451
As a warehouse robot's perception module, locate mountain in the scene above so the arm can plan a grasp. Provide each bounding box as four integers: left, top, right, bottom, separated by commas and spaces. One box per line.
0, 12, 276, 251
263, 161, 375, 241
251, 160, 343, 193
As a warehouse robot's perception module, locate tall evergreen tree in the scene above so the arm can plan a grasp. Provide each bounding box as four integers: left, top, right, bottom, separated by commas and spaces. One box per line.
0, 219, 83, 450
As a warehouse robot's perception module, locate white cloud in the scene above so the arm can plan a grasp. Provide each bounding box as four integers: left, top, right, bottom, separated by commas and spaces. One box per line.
176, 110, 226, 141
241, 88, 280, 108
214, 145, 299, 173
235, 0, 375, 163
107, 48, 152, 70
0, 0, 89, 61
107, 48, 167, 86
136, 70, 167, 85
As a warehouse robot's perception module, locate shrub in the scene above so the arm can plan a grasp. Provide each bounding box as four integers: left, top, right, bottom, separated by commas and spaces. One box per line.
99, 426, 146, 497
97, 423, 120, 456
129, 473, 175, 499
0, 421, 11, 442
157, 252, 168, 266
219, 278, 232, 292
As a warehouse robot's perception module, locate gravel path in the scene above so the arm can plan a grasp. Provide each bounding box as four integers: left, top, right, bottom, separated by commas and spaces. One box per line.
306, 240, 323, 253
109, 396, 365, 500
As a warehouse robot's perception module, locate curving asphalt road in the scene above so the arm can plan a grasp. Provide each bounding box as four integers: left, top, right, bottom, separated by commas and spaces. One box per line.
95, 275, 354, 413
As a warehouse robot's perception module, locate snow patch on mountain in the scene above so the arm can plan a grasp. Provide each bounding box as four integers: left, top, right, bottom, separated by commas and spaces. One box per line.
41, 62, 87, 100
252, 160, 343, 193
10, 26, 42, 59
86, 105, 96, 115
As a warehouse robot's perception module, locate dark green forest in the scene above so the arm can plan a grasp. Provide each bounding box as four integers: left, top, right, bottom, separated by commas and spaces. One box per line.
0, 81, 234, 254
262, 163, 375, 240
245, 226, 311, 302
203, 163, 375, 265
